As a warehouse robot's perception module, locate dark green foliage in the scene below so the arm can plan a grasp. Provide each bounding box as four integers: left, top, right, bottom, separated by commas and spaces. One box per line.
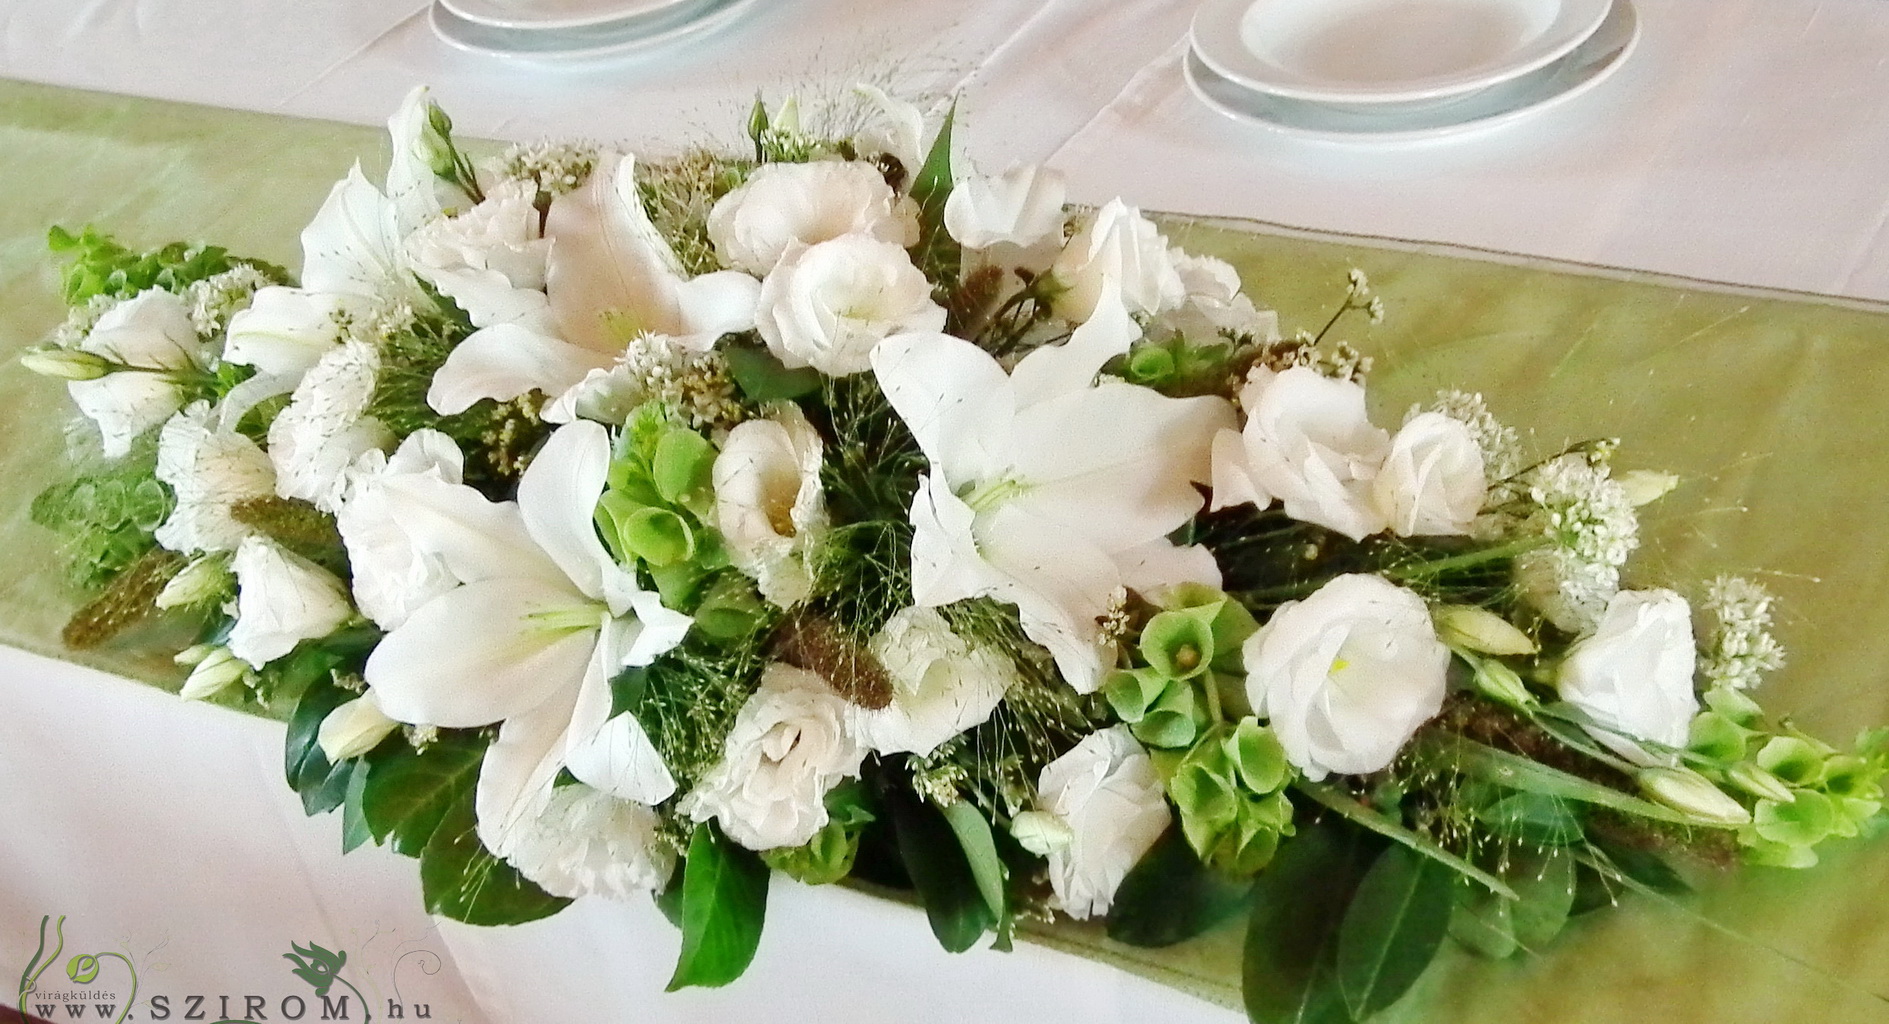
1108, 828, 1255, 948
1243, 819, 1382, 1024
420, 797, 571, 926
47, 224, 288, 306
667, 823, 770, 990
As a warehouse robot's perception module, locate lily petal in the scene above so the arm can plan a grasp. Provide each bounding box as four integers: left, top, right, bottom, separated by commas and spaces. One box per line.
516, 421, 620, 603
223, 287, 358, 378
1009, 281, 1139, 407
871, 332, 1014, 489
544, 152, 685, 355
426, 322, 616, 415
474, 683, 580, 856
299, 163, 404, 298
908, 476, 1006, 608
562, 628, 677, 804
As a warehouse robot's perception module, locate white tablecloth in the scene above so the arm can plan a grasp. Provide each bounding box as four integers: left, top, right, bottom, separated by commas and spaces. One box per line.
5, 1, 1889, 1021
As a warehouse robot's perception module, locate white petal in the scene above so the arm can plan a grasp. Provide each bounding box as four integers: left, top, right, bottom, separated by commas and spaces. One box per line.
79, 290, 204, 370
1009, 282, 1140, 407
299, 163, 404, 298
426, 322, 616, 415
979, 504, 1122, 693
227, 537, 353, 668
68, 372, 186, 459
365, 576, 597, 727
385, 85, 446, 239
621, 589, 694, 666
871, 332, 1015, 489
475, 684, 580, 857
517, 421, 619, 602
544, 152, 688, 354
563, 635, 677, 804
222, 287, 357, 378
908, 476, 1005, 608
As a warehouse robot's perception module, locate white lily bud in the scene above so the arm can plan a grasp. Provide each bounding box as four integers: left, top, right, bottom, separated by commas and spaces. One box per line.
317, 692, 400, 762
1725, 762, 1796, 804
1639, 767, 1752, 825
156, 555, 233, 609
1434, 604, 1537, 656
20, 347, 109, 381
179, 647, 248, 700
1618, 470, 1680, 507
1010, 810, 1074, 856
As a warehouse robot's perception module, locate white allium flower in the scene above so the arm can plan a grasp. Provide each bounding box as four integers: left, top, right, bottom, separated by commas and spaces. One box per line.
1152, 251, 1278, 345
500, 141, 599, 196
501, 782, 676, 901
1558, 588, 1698, 766
1048, 199, 1185, 323
755, 234, 946, 376
1422, 390, 1522, 480
1700, 575, 1785, 691
856, 607, 1018, 756
227, 535, 354, 668
1210, 366, 1390, 541
707, 161, 919, 277
267, 337, 393, 513
181, 264, 278, 336
943, 164, 1068, 251
1373, 412, 1486, 537
1243, 574, 1449, 780
712, 404, 828, 607
681, 663, 866, 851
66, 290, 210, 458
546, 333, 743, 429
1034, 726, 1170, 919
1513, 453, 1640, 633
153, 400, 277, 555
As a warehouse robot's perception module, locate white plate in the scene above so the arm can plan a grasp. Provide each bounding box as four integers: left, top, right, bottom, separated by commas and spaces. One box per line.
440, 0, 693, 32
1191, 0, 1613, 106
429, 0, 748, 60
1184, 0, 1637, 142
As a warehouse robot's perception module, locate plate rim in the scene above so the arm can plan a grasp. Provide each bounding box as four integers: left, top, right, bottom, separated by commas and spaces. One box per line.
438, 0, 695, 32
429, 0, 745, 59
1183, 0, 1639, 143
1190, 0, 1614, 106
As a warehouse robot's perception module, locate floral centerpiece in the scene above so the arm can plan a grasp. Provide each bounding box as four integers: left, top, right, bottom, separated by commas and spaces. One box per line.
19, 87, 1885, 1021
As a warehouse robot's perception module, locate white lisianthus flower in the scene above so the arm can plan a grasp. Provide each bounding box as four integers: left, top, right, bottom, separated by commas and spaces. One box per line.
1152, 251, 1279, 345
856, 607, 1018, 756
1557, 589, 1698, 766
755, 234, 947, 376
1047, 199, 1184, 323
361, 421, 693, 857
1373, 411, 1486, 537
681, 664, 866, 851
334, 430, 483, 631
267, 338, 394, 513
871, 289, 1234, 693
1210, 366, 1391, 541
152, 401, 277, 554
1033, 726, 1170, 919
405, 178, 551, 329
66, 290, 209, 458
1243, 574, 1449, 780
712, 404, 828, 607
317, 691, 400, 762
502, 782, 676, 900
707, 161, 920, 277
227, 536, 354, 668
943, 164, 1067, 251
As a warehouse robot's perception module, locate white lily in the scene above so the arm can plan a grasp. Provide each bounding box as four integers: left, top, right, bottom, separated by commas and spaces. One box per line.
384, 85, 450, 240
361, 420, 693, 857
871, 290, 1234, 693
427, 153, 759, 416
67, 290, 210, 458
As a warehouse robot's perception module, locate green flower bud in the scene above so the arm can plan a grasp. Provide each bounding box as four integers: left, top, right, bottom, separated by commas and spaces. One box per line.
1704, 683, 1764, 728
1752, 791, 1838, 847
1140, 609, 1215, 680
1725, 762, 1795, 804
652, 427, 717, 505
1741, 837, 1819, 869
1132, 680, 1204, 749
1469, 656, 1535, 709
1434, 604, 1537, 656
761, 817, 860, 885
1228, 719, 1288, 794
173, 643, 217, 667
1126, 345, 1177, 384
1010, 810, 1073, 856
1638, 767, 1751, 825
20, 347, 109, 380
691, 575, 767, 640
1756, 736, 1827, 787
1103, 668, 1167, 724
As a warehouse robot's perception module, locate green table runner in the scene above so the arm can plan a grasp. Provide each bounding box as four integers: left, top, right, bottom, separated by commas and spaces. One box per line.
2, 78, 1886, 1023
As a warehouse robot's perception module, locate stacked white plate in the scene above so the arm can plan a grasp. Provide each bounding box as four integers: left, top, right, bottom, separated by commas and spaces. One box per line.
1186, 0, 1640, 141
430, 0, 753, 60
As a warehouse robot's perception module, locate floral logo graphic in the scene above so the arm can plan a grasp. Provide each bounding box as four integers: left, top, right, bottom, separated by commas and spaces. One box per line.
17, 915, 138, 1024
283, 940, 371, 1020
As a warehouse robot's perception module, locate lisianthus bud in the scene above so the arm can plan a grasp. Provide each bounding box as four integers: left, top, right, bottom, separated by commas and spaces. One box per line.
155, 555, 233, 609
317, 693, 400, 762
1725, 762, 1796, 803
1434, 604, 1537, 656
1639, 767, 1752, 825
1618, 470, 1680, 507
20, 347, 109, 380
179, 647, 248, 700
1470, 657, 1535, 709
1009, 810, 1074, 856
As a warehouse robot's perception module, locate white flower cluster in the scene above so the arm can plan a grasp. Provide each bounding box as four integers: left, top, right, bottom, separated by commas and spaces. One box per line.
1512, 451, 1640, 634
182, 264, 278, 336
1421, 389, 1523, 480
1700, 574, 1785, 691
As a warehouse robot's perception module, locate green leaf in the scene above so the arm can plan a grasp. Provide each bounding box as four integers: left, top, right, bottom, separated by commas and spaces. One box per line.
1479, 791, 1584, 846
361, 731, 485, 857
1295, 780, 1517, 900
941, 801, 1007, 923
284, 670, 354, 816
1336, 845, 1453, 1020
667, 822, 771, 990
419, 798, 571, 926
1243, 819, 1379, 1024
1509, 847, 1577, 950
1448, 882, 1518, 959
890, 789, 995, 952
655, 867, 686, 928
907, 101, 956, 232
1107, 828, 1253, 948
724, 345, 822, 402
340, 762, 373, 854
1587, 838, 1691, 897
1427, 733, 1705, 827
